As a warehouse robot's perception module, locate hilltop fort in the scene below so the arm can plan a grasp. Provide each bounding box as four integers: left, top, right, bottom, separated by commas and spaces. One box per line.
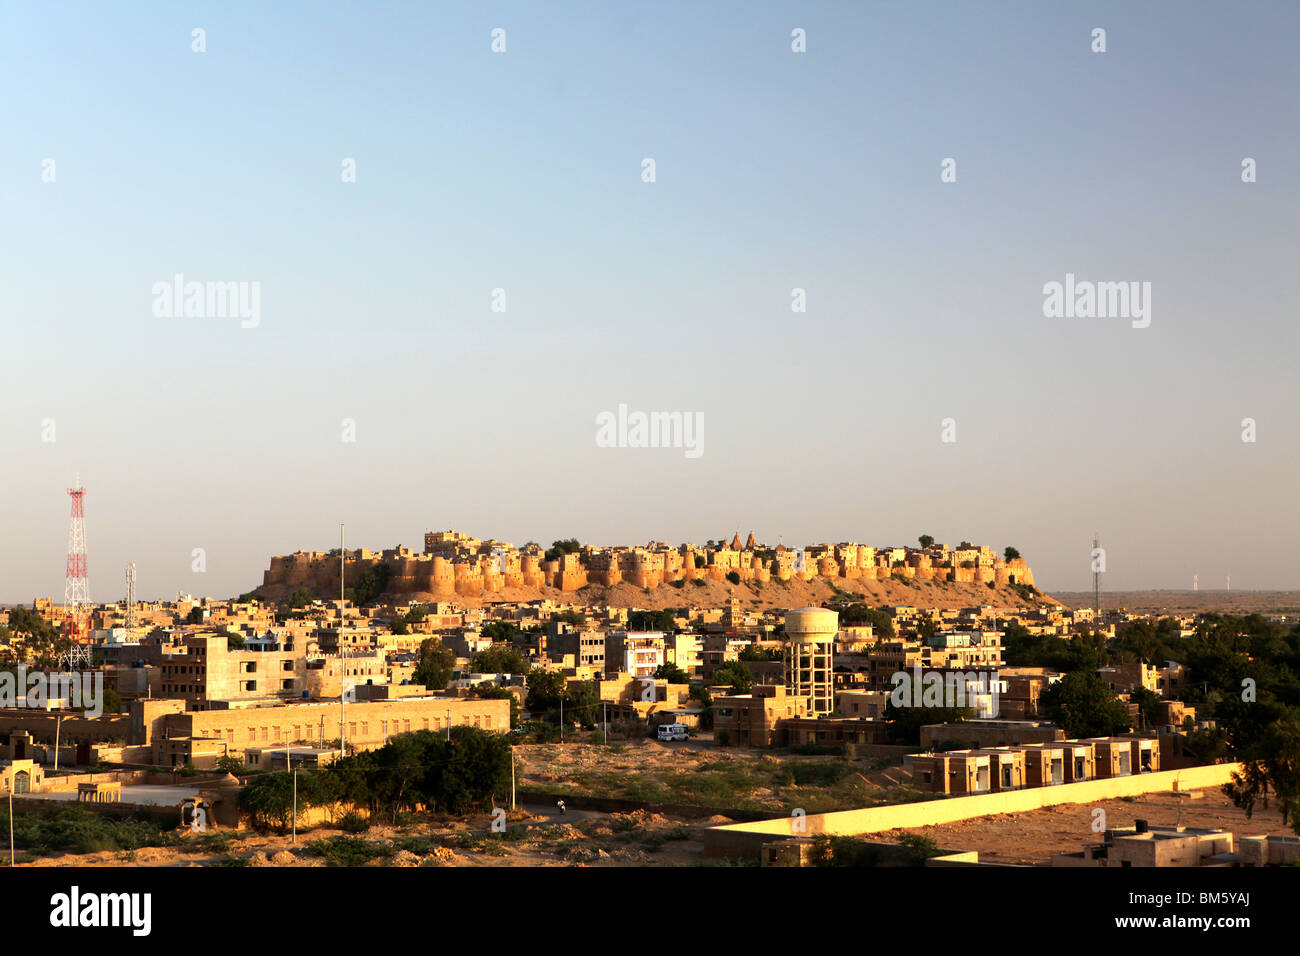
254, 531, 1044, 610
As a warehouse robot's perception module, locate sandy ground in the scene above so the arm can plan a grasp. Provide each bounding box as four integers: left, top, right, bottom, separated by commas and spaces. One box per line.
879, 787, 1299, 865
517, 738, 913, 814
1053, 590, 1300, 616
20, 808, 713, 868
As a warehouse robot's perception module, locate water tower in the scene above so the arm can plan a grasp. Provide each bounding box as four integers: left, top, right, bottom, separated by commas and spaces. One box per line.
784, 607, 837, 716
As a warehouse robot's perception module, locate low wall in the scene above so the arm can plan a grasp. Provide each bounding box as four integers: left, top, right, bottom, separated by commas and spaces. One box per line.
517, 788, 770, 822
41, 770, 150, 793
704, 763, 1242, 859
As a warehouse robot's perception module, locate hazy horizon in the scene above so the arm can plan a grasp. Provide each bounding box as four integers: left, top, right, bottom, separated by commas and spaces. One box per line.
3, 1, 1297, 603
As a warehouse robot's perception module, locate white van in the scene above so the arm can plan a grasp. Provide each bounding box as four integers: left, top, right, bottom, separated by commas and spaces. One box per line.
656, 723, 689, 742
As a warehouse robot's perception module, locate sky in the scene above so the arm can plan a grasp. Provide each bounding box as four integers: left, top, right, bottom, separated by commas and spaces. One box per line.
1, 1, 1297, 603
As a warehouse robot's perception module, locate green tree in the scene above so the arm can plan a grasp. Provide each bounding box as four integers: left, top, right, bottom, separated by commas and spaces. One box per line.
918, 534, 935, 549
884, 703, 972, 745
654, 662, 690, 684
1223, 714, 1300, 834
712, 660, 753, 693
1040, 672, 1132, 738
1131, 687, 1162, 730
839, 603, 894, 638
628, 609, 676, 632
289, 587, 312, 609
689, 684, 714, 730
525, 669, 567, 719
185, 606, 204, 624
1004, 546, 1021, 562
480, 621, 516, 642
472, 644, 529, 675
345, 563, 391, 607
544, 539, 582, 562
565, 681, 600, 729
413, 639, 454, 691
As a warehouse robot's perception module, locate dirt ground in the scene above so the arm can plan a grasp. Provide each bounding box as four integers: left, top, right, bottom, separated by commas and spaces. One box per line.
879, 787, 1299, 865
517, 738, 915, 814
20, 807, 716, 868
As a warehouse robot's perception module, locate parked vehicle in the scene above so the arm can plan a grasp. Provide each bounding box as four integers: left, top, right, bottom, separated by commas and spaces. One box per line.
656, 723, 689, 742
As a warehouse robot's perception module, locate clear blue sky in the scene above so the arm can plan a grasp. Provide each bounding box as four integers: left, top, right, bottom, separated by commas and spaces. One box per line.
2, 1, 1297, 602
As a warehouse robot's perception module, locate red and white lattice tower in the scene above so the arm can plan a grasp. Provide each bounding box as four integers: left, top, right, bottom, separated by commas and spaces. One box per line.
62, 473, 92, 667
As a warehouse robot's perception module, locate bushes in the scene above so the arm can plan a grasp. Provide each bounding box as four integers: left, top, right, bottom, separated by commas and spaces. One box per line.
304, 835, 390, 867
777, 760, 852, 787
1, 805, 174, 857
240, 726, 510, 830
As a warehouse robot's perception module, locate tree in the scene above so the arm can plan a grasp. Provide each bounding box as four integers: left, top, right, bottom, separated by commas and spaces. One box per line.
185, 606, 204, 625
725, 571, 741, 585
1131, 687, 1162, 730
216, 754, 245, 774
553, 610, 586, 627
565, 681, 600, 729
1223, 714, 1300, 834
884, 703, 971, 745
712, 660, 753, 694
413, 639, 454, 691
1040, 672, 1132, 738
346, 563, 391, 607
480, 621, 516, 642
525, 669, 567, 719
840, 603, 894, 638
1004, 546, 1021, 562
289, 587, 312, 609
628, 609, 676, 632
690, 684, 714, 729
544, 539, 582, 562
472, 644, 529, 675
918, 534, 934, 549
654, 662, 690, 684
391, 619, 410, 635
